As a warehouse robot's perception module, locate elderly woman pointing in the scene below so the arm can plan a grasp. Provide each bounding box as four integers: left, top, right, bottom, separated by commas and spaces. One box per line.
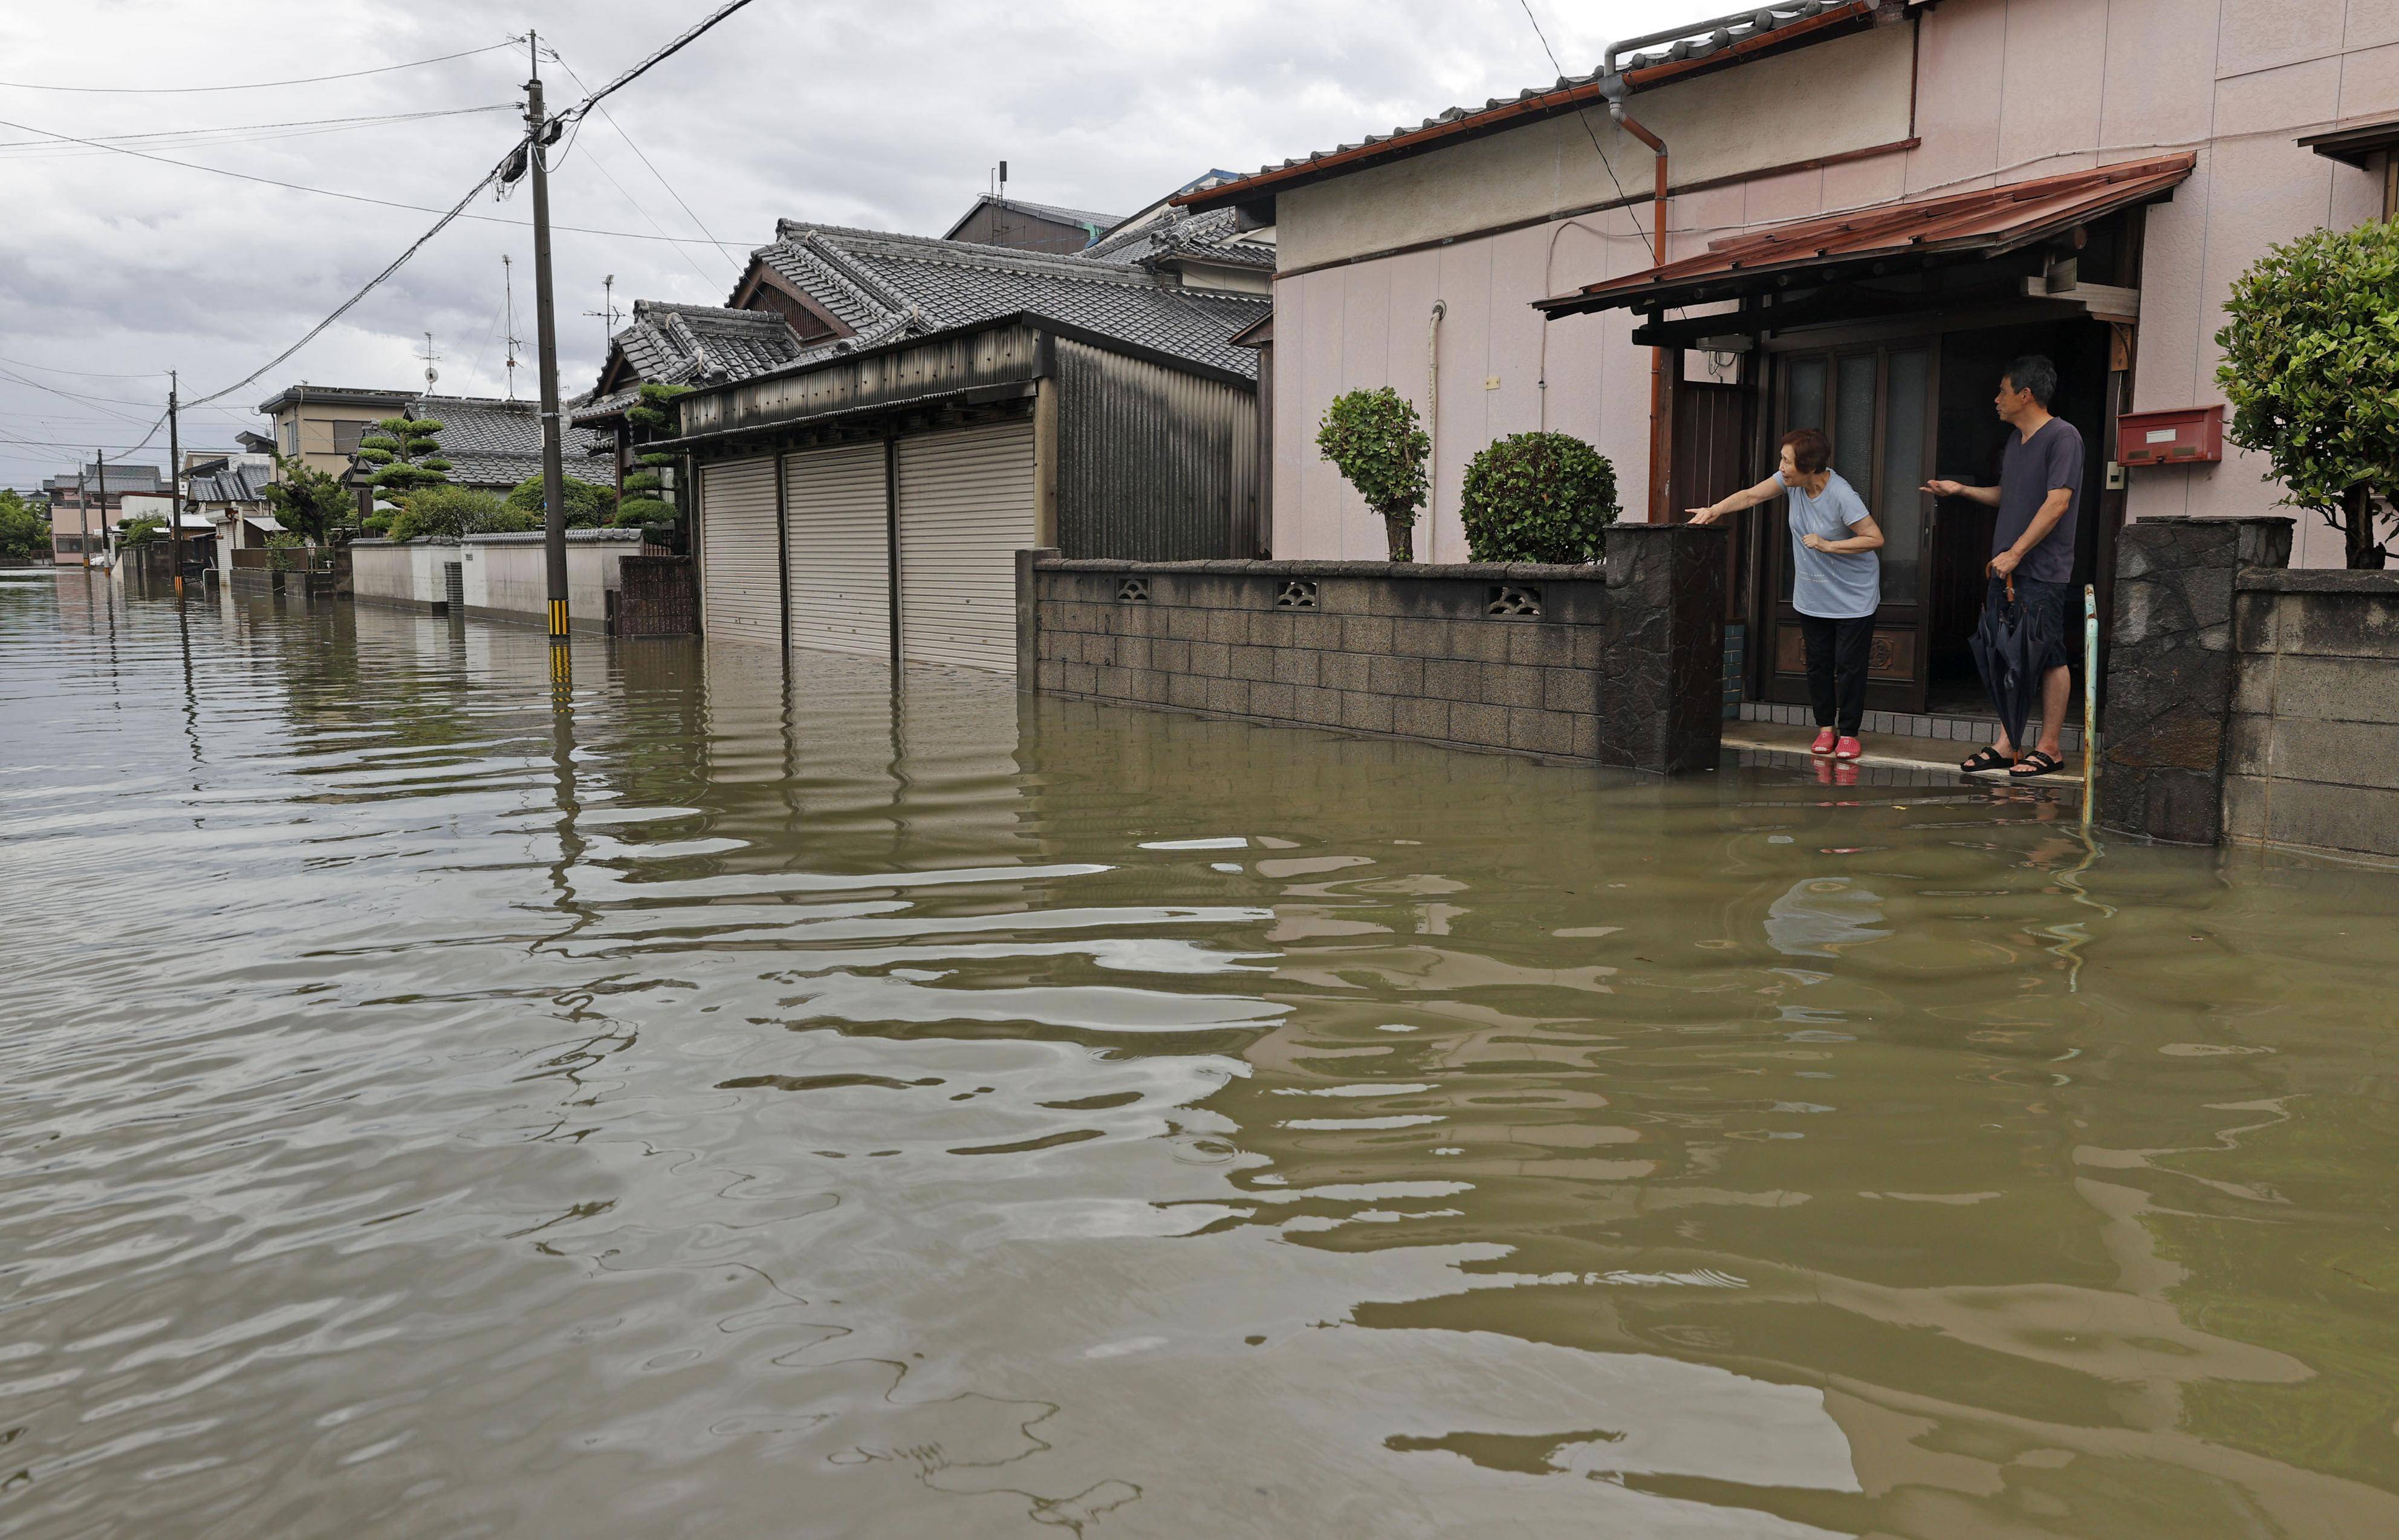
1687, 428, 1886, 760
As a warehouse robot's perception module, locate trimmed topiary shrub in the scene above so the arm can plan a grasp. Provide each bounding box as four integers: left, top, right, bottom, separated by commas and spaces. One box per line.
614, 496, 674, 528
505, 473, 614, 530
1316, 386, 1430, 562
387, 484, 502, 542
2216, 219, 2399, 568
1458, 431, 1618, 564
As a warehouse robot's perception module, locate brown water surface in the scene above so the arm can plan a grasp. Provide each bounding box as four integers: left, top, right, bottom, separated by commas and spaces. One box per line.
3, 570, 2395, 1539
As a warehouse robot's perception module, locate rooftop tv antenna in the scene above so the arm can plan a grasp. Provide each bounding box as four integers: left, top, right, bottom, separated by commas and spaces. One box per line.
502, 254, 523, 401
419, 331, 441, 397
583, 273, 623, 359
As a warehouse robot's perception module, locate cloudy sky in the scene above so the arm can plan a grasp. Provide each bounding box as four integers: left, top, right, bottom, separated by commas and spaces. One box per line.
0, 0, 1703, 487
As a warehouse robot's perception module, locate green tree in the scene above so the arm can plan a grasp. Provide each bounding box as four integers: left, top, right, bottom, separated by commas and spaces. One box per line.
0, 489, 49, 562
116, 515, 164, 548
262, 450, 354, 544
1458, 432, 1618, 564
1316, 387, 1429, 562
623, 381, 691, 438
505, 472, 614, 530
355, 416, 450, 511
2216, 219, 2399, 569
386, 484, 505, 543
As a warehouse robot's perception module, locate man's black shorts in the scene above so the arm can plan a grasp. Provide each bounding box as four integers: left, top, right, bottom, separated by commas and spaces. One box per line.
1989, 574, 2074, 673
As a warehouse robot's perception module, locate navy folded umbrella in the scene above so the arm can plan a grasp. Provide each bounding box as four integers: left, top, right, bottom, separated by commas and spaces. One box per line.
1970, 574, 2057, 752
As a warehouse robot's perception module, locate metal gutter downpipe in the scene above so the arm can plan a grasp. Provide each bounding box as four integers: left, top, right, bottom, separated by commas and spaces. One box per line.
1605, 89, 1671, 524
1427, 300, 1445, 560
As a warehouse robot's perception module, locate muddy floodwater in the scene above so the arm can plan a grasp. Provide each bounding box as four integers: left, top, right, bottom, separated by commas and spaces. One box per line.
4, 570, 2396, 1540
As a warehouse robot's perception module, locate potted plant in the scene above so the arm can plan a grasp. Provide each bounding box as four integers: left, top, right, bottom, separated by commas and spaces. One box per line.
1316, 387, 1430, 562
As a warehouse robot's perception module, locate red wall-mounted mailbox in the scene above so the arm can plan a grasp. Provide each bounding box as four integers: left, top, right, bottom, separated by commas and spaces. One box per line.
2117, 404, 2224, 467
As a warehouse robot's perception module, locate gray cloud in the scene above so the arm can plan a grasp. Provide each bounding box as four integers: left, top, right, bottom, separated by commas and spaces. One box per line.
0, 0, 1691, 481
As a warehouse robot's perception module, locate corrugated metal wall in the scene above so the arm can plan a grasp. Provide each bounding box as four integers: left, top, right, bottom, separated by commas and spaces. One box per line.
1054, 339, 1258, 560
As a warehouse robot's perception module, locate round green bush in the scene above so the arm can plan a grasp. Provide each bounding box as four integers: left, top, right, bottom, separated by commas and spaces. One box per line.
505, 473, 614, 529
1458, 431, 1618, 564
614, 496, 674, 528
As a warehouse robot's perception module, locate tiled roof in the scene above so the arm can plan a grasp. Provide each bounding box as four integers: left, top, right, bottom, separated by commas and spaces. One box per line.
348, 397, 611, 490
1081, 206, 1274, 273
576, 301, 806, 424
253, 383, 417, 415
1540, 153, 2198, 314
187, 462, 273, 505
752, 223, 1270, 379
1183, 0, 1889, 210
941, 194, 1126, 243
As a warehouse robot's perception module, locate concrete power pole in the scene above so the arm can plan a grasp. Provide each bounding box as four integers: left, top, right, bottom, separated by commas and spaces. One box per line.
525, 34, 572, 677
94, 453, 107, 567
167, 369, 186, 594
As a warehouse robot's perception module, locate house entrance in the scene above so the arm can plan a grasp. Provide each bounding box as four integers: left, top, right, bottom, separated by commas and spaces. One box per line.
1747, 314, 2119, 715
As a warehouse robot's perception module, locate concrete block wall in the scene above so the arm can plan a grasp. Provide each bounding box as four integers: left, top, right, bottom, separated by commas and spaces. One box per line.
1020, 524, 1725, 774
2224, 570, 2399, 860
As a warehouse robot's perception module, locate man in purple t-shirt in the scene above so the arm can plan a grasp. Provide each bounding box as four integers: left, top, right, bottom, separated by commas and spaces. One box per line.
1923, 355, 2083, 778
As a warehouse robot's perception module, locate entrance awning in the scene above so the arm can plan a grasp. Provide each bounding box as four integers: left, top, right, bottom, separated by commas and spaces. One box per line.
1537, 153, 2196, 318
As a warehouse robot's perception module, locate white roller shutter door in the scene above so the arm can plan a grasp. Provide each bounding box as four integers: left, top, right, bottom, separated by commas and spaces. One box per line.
784, 442, 890, 657
896, 420, 1034, 674
700, 456, 782, 646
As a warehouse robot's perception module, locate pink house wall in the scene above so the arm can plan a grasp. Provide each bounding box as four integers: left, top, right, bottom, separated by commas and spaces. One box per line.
1268, 0, 2399, 568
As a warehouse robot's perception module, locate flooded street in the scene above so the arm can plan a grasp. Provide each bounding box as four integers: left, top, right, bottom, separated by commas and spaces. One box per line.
4, 569, 2396, 1539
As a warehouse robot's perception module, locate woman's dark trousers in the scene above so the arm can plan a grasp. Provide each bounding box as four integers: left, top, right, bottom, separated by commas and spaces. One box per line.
1800, 614, 1872, 737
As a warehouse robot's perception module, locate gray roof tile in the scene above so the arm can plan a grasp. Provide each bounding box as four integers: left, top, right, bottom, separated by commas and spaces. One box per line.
757, 223, 1269, 379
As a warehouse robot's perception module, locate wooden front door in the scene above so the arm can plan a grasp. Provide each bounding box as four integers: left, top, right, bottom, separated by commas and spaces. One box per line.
1764, 340, 1938, 711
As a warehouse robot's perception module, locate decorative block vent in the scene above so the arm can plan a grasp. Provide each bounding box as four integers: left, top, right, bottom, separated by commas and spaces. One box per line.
1486, 584, 1542, 618
1274, 580, 1319, 609
1117, 577, 1151, 603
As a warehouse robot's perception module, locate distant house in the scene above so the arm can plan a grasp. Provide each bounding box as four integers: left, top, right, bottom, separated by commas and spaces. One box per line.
185, 453, 280, 559
42, 462, 163, 564
573, 300, 810, 494
1080, 171, 1273, 295
668, 220, 1269, 670
254, 385, 418, 482
340, 395, 614, 512
943, 193, 1125, 255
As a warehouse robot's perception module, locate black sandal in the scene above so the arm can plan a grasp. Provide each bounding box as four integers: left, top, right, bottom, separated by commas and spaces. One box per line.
1959, 747, 2011, 773
2008, 749, 2064, 778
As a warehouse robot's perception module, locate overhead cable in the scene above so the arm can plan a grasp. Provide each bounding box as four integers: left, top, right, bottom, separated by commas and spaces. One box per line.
1513, 0, 1650, 259
0, 41, 516, 94
554, 53, 741, 271
0, 112, 739, 245
553, 0, 761, 126
0, 103, 516, 158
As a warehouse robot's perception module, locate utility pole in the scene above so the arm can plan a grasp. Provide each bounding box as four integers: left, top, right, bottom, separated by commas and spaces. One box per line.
525, 32, 572, 673
95, 452, 108, 567
77, 468, 90, 567
167, 370, 186, 594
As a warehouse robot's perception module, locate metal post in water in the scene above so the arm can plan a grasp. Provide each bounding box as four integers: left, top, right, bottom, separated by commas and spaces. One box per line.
2082, 583, 2099, 831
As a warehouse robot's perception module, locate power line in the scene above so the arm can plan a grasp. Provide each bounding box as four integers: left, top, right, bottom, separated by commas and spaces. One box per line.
553, 52, 741, 272
106, 3, 764, 418
0, 103, 516, 158
0, 42, 516, 95
0, 354, 166, 380
1513, 0, 1650, 261
0, 111, 744, 246
553, 0, 762, 127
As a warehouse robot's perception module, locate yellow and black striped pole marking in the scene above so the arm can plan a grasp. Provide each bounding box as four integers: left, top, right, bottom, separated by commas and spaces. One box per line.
548, 598, 570, 637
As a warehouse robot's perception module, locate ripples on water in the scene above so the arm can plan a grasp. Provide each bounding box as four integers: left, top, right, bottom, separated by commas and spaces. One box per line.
2, 570, 2395, 1539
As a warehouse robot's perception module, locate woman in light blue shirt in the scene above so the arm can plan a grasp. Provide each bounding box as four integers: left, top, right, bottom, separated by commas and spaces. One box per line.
1688, 428, 1885, 759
